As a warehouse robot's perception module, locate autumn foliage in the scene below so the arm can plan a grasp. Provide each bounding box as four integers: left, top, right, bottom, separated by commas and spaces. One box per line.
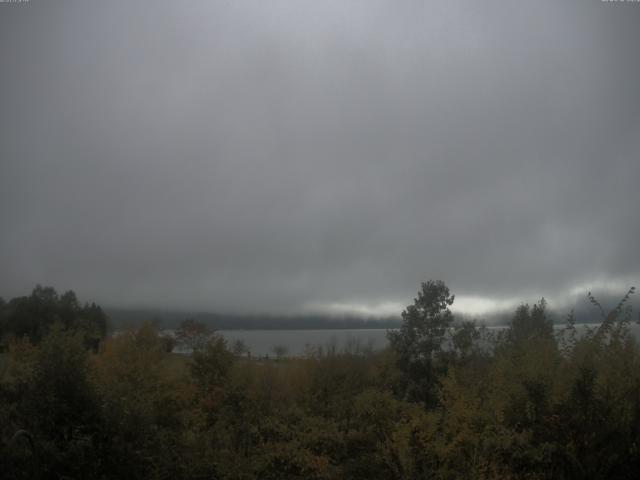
1, 283, 640, 479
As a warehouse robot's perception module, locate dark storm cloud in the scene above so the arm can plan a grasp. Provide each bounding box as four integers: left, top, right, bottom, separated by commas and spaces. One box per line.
1, 0, 639, 315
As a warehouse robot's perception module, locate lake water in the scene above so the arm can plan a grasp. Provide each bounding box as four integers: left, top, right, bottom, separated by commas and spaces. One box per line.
217, 329, 389, 357
171, 322, 640, 357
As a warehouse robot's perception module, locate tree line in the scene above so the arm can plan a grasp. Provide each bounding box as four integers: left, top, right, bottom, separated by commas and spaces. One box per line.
1, 281, 639, 479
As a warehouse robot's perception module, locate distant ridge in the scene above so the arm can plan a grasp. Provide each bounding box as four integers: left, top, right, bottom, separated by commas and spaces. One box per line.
105, 291, 638, 332
104, 308, 402, 331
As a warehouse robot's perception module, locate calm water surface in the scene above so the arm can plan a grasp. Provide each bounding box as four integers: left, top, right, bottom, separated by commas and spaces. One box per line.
170, 323, 640, 357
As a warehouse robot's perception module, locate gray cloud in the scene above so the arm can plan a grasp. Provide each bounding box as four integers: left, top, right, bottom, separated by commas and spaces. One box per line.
1, 0, 639, 315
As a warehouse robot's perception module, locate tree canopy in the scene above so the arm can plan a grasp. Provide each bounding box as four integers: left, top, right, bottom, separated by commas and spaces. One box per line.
2, 282, 640, 479
0, 285, 107, 349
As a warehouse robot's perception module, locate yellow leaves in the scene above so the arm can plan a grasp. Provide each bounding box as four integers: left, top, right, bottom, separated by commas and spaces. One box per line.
91, 324, 193, 433
257, 442, 332, 480
1, 336, 38, 387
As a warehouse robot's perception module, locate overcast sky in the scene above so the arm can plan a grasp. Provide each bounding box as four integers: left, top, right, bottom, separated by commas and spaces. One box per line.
1, 0, 639, 317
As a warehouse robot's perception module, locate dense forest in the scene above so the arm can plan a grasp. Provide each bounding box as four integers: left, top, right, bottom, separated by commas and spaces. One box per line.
1, 281, 640, 479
